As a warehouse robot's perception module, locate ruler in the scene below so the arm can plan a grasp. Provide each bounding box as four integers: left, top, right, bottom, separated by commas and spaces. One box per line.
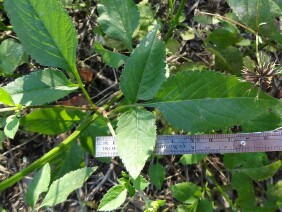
95, 131, 282, 157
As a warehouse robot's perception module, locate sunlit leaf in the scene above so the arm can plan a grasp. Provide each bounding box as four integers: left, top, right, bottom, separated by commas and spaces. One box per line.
4, 0, 77, 71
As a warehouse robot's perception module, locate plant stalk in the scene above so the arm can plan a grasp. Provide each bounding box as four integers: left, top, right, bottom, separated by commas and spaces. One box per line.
206, 169, 235, 209
164, 0, 187, 42
0, 112, 98, 191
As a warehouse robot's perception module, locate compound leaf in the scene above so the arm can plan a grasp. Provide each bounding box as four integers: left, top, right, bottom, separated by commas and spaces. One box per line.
25, 163, 51, 208
4, 69, 78, 106
120, 26, 166, 103
98, 184, 127, 211
20, 108, 85, 135
0, 87, 15, 106
97, 0, 139, 50
0, 39, 28, 74
116, 108, 156, 179
146, 70, 278, 133
40, 167, 97, 208
4, 0, 77, 72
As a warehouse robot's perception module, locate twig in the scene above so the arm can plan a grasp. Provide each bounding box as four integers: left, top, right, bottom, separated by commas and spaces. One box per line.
86, 163, 114, 200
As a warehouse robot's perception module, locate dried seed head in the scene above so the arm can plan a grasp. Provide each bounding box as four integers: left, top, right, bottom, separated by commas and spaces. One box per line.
242, 61, 281, 91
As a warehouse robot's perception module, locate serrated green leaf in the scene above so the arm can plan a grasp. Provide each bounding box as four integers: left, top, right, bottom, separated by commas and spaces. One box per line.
4, 69, 78, 106
52, 141, 84, 180
180, 154, 207, 165
224, 152, 268, 170
232, 172, 256, 209
0, 87, 14, 106
227, 0, 282, 44
98, 184, 127, 211
4, 115, 19, 139
207, 45, 243, 75
149, 163, 165, 190
171, 182, 202, 204
196, 199, 213, 212
132, 175, 149, 191
80, 116, 109, 156
116, 108, 156, 179
97, 0, 139, 50
20, 108, 85, 135
40, 167, 97, 208
145, 70, 278, 133
120, 26, 166, 103
267, 181, 282, 208
0, 39, 28, 74
234, 160, 281, 181
206, 28, 242, 48
4, 0, 77, 71
242, 110, 282, 132
25, 163, 51, 208
94, 43, 128, 68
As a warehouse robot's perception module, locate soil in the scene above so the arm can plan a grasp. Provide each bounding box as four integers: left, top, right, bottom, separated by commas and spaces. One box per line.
0, 0, 281, 211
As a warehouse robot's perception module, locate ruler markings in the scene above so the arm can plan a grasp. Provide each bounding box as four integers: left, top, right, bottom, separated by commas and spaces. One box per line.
95, 132, 282, 157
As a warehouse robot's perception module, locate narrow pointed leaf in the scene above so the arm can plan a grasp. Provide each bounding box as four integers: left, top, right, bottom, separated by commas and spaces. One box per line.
40, 167, 97, 208
234, 160, 281, 181
98, 185, 127, 211
145, 70, 278, 133
0, 87, 14, 106
4, 0, 77, 71
20, 108, 85, 135
4, 69, 78, 106
116, 108, 156, 179
25, 163, 51, 208
97, 0, 140, 50
120, 26, 166, 102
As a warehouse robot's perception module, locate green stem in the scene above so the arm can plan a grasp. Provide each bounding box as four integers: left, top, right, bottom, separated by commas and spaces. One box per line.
0, 112, 98, 191
73, 68, 96, 110
0, 92, 124, 191
168, 0, 174, 16
198, 11, 256, 34
206, 169, 235, 209
0, 105, 93, 114
164, 0, 187, 42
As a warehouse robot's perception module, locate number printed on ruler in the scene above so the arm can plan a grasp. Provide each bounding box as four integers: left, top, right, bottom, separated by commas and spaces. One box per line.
95, 131, 282, 157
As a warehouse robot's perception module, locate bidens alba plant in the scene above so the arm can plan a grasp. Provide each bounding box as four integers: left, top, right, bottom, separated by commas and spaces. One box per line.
0, 0, 281, 210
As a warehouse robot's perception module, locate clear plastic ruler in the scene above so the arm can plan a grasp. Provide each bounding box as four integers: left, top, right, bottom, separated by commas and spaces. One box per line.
95, 131, 282, 157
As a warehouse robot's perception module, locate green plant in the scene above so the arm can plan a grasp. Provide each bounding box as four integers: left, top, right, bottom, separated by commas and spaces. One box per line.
0, 0, 281, 211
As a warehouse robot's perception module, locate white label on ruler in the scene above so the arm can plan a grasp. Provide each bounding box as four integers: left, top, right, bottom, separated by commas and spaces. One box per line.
95, 132, 282, 157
